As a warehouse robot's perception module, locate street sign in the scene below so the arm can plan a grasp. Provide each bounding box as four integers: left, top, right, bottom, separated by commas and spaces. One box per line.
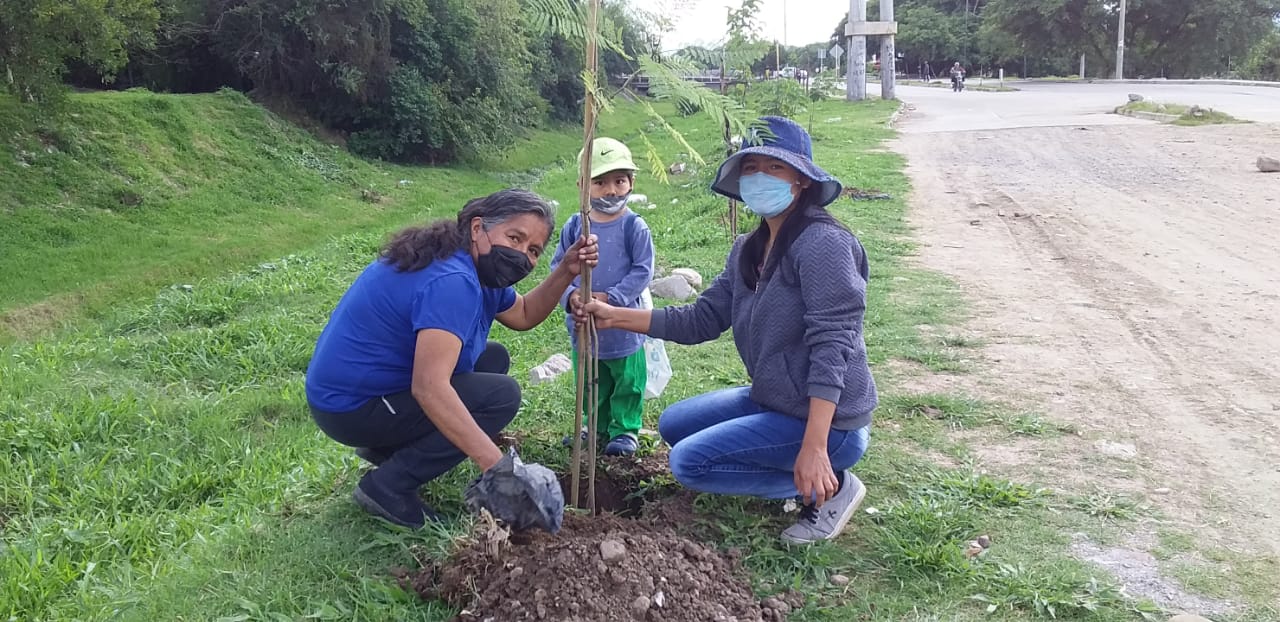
829, 43, 844, 60
818, 48, 826, 59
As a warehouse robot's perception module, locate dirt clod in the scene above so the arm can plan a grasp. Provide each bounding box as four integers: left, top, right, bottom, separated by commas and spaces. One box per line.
600, 539, 627, 564
415, 514, 774, 622
829, 574, 850, 586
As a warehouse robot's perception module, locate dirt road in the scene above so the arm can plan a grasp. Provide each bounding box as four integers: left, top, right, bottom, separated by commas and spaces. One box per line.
894, 92, 1280, 563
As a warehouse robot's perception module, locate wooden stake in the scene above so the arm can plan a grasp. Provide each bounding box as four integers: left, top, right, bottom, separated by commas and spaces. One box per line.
570, 0, 603, 513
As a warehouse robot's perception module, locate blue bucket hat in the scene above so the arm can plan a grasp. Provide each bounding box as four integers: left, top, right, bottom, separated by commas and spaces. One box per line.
711, 116, 844, 208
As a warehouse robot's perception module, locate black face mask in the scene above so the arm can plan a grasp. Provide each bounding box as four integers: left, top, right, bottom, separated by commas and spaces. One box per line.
476, 239, 533, 288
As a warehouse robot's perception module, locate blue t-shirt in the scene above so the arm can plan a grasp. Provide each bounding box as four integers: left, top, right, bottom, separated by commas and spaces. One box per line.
305, 249, 517, 413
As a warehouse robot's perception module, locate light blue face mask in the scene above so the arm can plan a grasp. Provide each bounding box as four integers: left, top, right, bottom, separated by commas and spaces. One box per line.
590, 194, 629, 215
739, 172, 797, 217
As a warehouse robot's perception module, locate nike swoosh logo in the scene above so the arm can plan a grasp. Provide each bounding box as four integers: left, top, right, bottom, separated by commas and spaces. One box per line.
600, 149, 614, 156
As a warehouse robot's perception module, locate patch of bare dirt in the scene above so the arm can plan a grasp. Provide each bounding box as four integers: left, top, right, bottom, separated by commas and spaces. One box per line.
1071, 535, 1235, 616
401, 447, 802, 621
0, 294, 82, 341
895, 122, 1280, 562
407, 513, 800, 622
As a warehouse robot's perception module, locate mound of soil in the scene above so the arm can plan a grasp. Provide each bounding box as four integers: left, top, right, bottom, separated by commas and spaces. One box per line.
408, 513, 796, 622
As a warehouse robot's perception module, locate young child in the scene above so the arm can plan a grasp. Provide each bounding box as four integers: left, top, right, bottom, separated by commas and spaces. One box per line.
550, 137, 655, 457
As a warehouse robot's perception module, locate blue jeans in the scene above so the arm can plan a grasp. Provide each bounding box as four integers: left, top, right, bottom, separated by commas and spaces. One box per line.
658, 387, 870, 500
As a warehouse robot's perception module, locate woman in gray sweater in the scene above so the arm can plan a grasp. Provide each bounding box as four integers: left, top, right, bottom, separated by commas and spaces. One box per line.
578, 115, 877, 544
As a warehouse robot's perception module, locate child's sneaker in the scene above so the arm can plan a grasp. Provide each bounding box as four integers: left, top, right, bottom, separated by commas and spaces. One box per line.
780, 470, 865, 544
352, 471, 437, 529
603, 434, 638, 457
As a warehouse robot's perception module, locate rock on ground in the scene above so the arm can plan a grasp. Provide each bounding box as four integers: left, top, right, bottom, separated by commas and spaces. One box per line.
1094, 439, 1138, 459
1257, 156, 1280, 173
651, 275, 696, 301
529, 353, 572, 386
670, 268, 703, 289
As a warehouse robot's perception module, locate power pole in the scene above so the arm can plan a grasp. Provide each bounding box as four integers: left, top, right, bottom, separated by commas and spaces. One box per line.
1115, 0, 1127, 79
880, 0, 896, 100
846, 0, 867, 101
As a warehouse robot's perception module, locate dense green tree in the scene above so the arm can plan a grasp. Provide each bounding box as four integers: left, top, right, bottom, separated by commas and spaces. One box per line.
1, 0, 161, 101
982, 0, 1280, 78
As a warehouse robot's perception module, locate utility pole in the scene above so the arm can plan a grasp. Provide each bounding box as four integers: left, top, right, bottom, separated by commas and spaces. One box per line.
1115, 0, 1127, 79
846, 0, 867, 101
880, 0, 895, 100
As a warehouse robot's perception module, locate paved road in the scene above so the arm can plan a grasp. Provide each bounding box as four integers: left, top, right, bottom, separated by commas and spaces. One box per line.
888, 81, 1280, 132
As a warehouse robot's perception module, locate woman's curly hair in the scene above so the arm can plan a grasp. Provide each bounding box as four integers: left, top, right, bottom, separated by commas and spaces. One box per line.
381, 188, 556, 272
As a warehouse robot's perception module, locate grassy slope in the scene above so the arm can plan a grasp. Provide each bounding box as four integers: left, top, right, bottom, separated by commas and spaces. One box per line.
0, 89, 584, 339
3, 93, 1237, 621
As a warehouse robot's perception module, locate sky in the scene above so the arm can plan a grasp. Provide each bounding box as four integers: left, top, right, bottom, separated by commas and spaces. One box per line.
632, 0, 851, 51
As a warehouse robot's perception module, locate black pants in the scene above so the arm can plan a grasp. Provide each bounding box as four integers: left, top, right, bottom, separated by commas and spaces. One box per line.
310, 342, 521, 494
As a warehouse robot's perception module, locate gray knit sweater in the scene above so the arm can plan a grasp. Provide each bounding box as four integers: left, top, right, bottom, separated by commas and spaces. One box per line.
649, 222, 877, 431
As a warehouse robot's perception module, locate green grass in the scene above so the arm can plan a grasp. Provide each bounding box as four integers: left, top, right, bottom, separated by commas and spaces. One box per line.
1114, 100, 1246, 125
0, 92, 1232, 621
0, 88, 591, 340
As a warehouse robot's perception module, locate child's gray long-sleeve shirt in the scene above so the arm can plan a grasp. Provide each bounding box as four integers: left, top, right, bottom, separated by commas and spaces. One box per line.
648, 221, 877, 431
550, 210, 654, 360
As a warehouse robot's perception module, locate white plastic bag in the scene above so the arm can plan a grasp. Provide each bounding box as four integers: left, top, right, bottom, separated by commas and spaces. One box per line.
638, 288, 672, 399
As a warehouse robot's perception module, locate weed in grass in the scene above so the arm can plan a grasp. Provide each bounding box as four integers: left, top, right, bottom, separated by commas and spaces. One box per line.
1072, 490, 1144, 520
923, 470, 1047, 511
882, 393, 985, 425
972, 563, 1161, 619
941, 334, 981, 348
868, 496, 980, 579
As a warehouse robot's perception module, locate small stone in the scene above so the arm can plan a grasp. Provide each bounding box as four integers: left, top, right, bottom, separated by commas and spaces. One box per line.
1094, 439, 1138, 459
1152, 487, 1172, 495
829, 574, 850, 586
529, 353, 572, 386
510, 566, 524, 578
671, 268, 703, 288
977, 534, 992, 548
1257, 156, 1280, 173
631, 595, 651, 616
653, 590, 666, 608
1167, 615, 1214, 622
763, 597, 791, 613
1128, 93, 1144, 102
600, 539, 627, 565
969, 219, 981, 225
668, 162, 687, 175
650, 275, 696, 301
627, 194, 649, 204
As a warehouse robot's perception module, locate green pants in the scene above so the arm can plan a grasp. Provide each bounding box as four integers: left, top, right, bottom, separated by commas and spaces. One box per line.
572, 348, 646, 441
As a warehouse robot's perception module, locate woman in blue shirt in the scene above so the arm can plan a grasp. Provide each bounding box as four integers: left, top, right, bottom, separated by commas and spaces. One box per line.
307, 189, 597, 528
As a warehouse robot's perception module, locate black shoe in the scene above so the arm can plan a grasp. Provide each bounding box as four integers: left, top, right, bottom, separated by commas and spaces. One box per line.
352, 471, 437, 529
355, 447, 390, 466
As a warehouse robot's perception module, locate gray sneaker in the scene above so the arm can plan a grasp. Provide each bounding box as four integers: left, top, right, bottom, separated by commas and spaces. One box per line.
780, 470, 866, 544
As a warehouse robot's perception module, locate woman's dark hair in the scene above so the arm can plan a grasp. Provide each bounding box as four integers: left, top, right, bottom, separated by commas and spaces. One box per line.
380, 188, 556, 272
738, 184, 849, 291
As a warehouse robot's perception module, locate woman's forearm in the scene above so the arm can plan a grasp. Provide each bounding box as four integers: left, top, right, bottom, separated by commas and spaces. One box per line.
801, 397, 837, 451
